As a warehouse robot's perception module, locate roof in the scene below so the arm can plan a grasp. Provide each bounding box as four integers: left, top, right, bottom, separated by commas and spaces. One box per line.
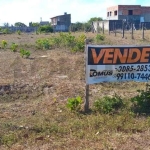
50, 14, 71, 19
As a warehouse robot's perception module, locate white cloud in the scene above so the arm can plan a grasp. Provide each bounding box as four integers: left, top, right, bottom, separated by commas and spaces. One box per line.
0, 0, 150, 26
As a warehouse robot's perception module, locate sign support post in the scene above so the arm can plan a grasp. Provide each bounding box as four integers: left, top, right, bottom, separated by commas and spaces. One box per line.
84, 39, 89, 113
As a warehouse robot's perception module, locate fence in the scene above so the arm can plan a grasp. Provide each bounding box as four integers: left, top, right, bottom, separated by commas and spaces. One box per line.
93, 21, 150, 40
0, 26, 38, 32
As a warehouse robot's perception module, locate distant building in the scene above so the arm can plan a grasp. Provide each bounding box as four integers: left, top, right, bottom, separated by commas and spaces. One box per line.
50, 12, 71, 32
93, 5, 150, 32
39, 21, 49, 26
107, 5, 150, 23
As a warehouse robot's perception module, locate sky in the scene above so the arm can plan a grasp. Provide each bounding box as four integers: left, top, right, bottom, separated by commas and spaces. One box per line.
0, 0, 150, 26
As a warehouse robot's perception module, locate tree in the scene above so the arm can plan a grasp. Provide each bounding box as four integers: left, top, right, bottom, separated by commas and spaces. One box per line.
70, 22, 84, 32
88, 17, 103, 24
38, 25, 53, 33
14, 22, 27, 27
29, 22, 39, 27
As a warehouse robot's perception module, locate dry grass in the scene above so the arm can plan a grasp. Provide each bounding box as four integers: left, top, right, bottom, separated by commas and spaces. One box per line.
0, 31, 150, 149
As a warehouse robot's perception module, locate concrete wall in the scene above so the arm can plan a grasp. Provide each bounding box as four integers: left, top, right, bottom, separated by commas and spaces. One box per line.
93, 20, 111, 32
51, 13, 71, 32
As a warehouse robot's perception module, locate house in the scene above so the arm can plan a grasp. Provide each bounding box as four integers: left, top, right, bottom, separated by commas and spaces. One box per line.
50, 12, 71, 32
39, 21, 49, 26
107, 5, 150, 23
93, 5, 150, 32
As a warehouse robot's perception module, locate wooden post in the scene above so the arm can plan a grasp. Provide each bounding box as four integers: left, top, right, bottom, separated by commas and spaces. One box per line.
102, 22, 104, 34
84, 39, 89, 113
142, 23, 144, 40
122, 21, 124, 38
131, 23, 134, 39
114, 22, 116, 36
97, 21, 99, 34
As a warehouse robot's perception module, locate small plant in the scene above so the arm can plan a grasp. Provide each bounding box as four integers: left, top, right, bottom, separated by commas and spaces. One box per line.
36, 38, 51, 50
96, 34, 105, 41
131, 90, 150, 114
93, 94, 124, 114
1, 40, 7, 49
71, 34, 86, 52
66, 96, 82, 112
20, 48, 31, 58
10, 43, 18, 52
17, 30, 21, 35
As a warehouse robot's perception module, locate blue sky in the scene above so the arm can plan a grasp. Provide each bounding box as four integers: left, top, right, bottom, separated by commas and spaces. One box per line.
0, 0, 150, 26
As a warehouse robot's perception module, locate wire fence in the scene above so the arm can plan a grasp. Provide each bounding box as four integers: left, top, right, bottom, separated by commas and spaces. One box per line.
94, 21, 150, 40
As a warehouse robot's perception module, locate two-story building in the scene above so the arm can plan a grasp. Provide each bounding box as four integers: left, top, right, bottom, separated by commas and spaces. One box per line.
93, 5, 150, 32
50, 12, 71, 32
107, 5, 150, 23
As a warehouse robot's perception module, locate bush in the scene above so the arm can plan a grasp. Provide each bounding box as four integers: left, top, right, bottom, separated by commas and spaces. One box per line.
93, 94, 124, 114
71, 34, 86, 52
96, 34, 105, 41
36, 38, 51, 50
20, 48, 31, 58
1, 40, 7, 49
17, 30, 21, 35
38, 25, 53, 33
10, 43, 18, 52
2, 28, 11, 34
131, 90, 150, 114
66, 96, 82, 112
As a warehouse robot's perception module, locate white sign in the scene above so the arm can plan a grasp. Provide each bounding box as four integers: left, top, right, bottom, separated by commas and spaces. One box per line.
86, 45, 150, 84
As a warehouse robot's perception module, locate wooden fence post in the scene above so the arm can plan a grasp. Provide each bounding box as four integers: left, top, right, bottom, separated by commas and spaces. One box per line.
131, 23, 134, 39
84, 39, 89, 113
114, 22, 116, 36
122, 21, 124, 38
102, 22, 104, 34
142, 23, 144, 40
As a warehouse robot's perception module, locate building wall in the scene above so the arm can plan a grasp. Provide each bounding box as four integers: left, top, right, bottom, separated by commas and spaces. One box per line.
51, 13, 71, 32
118, 5, 141, 15
93, 21, 110, 32
107, 5, 150, 22
107, 5, 118, 20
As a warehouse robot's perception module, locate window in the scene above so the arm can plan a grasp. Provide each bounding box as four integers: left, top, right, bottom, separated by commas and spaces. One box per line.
128, 10, 133, 15
110, 11, 112, 16
114, 10, 117, 16
107, 12, 109, 17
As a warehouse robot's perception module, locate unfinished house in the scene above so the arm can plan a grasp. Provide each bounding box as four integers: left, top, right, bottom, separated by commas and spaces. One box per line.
50, 12, 71, 32
107, 5, 150, 23
93, 5, 150, 32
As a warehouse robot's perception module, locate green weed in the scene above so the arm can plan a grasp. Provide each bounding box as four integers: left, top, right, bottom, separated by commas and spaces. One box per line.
1, 40, 7, 49
10, 43, 18, 52
131, 90, 150, 114
20, 48, 31, 58
93, 94, 124, 114
66, 96, 82, 112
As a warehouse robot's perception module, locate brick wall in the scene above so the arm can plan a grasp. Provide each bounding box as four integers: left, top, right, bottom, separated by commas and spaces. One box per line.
141, 7, 150, 14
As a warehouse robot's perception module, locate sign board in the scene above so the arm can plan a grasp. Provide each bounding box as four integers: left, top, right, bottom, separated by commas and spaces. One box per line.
86, 45, 150, 84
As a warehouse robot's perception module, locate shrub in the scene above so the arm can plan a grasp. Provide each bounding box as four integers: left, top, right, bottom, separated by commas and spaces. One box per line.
96, 34, 105, 41
35, 33, 86, 52
71, 34, 86, 52
131, 90, 150, 114
66, 96, 82, 112
38, 25, 53, 33
17, 30, 21, 35
1, 40, 7, 49
10, 43, 18, 52
3, 28, 11, 34
36, 38, 51, 50
93, 94, 124, 114
20, 48, 31, 58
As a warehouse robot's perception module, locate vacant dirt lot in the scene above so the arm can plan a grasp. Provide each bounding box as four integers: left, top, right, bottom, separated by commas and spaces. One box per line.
0, 31, 150, 150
